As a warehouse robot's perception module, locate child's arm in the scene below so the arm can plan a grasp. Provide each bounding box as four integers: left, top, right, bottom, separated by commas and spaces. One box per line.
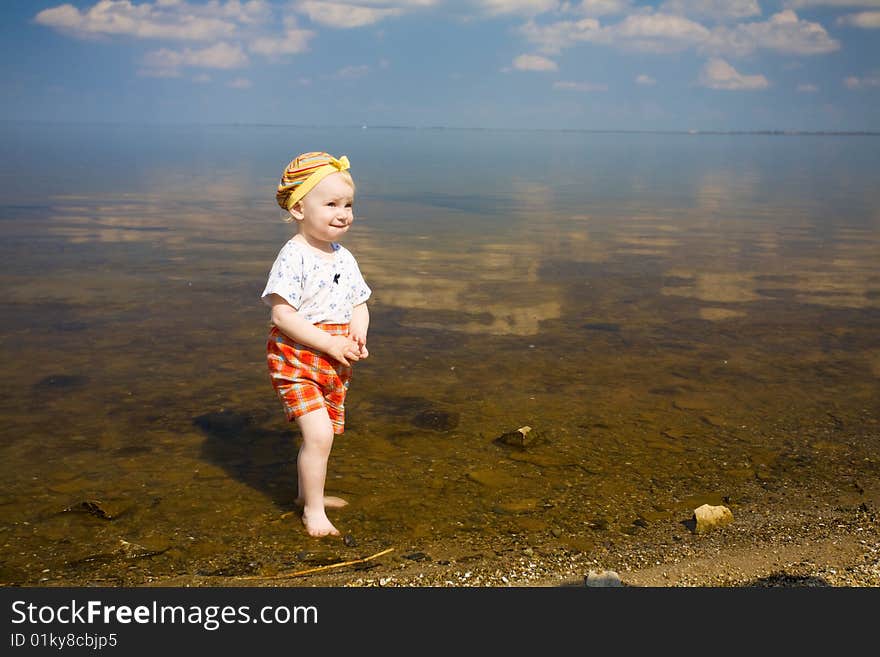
349, 302, 369, 358
268, 294, 361, 366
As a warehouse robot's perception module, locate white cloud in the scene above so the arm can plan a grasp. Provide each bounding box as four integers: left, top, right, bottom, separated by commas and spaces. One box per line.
635, 73, 656, 85
140, 41, 249, 77
250, 22, 314, 56
522, 13, 710, 54
699, 57, 769, 89
705, 10, 839, 56
477, 0, 560, 16
294, 0, 434, 28
34, 0, 268, 41
519, 18, 601, 54
837, 11, 880, 27
660, 0, 761, 22
37, 2, 317, 74
521, 8, 839, 58
332, 64, 371, 78
296, 1, 403, 28
570, 0, 632, 16
797, 82, 818, 91
553, 80, 608, 90
844, 74, 880, 88
785, 1, 880, 8
216, 0, 272, 24
227, 77, 252, 88
512, 53, 558, 70
608, 12, 711, 52
344, 0, 435, 4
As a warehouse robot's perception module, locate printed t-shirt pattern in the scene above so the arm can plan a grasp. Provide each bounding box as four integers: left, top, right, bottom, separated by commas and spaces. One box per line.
261, 239, 371, 323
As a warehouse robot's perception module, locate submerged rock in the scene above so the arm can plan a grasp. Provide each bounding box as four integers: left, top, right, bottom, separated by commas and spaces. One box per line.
63, 499, 129, 521
466, 469, 520, 489
493, 426, 543, 449
411, 409, 459, 431
582, 323, 621, 333
33, 374, 88, 391
492, 498, 540, 514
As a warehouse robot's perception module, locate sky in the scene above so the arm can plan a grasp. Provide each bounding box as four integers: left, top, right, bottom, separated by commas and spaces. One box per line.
1, 0, 878, 131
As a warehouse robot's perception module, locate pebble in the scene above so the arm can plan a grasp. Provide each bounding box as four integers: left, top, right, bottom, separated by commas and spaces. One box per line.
585, 570, 622, 587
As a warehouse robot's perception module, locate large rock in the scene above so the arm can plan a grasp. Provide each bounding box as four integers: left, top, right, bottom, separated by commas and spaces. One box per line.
692, 503, 733, 534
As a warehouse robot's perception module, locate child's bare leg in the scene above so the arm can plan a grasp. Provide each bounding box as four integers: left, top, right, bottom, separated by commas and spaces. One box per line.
294, 495, 348, 508
295, 408, 341, 537
295, 418, 348, 508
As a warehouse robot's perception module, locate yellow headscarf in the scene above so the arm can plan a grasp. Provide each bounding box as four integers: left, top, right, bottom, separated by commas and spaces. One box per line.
275, 151, 351, 210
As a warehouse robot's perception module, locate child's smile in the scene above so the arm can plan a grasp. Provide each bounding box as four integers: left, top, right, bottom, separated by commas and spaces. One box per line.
291, 172, 355, 250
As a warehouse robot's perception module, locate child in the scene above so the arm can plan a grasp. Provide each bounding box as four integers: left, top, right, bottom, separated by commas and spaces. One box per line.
262, 151, 371, 537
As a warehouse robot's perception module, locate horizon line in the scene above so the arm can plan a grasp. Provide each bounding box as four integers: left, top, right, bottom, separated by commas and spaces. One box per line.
2, 119, 879, 136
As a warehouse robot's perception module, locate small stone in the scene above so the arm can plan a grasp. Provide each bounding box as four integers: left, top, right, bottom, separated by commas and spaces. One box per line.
585, 570, 622, 587
494, 426, 542, 449
586, 518, 610, 531
692, 503, 734, 534
343, 534, 357, 547
116, 539, 170, 559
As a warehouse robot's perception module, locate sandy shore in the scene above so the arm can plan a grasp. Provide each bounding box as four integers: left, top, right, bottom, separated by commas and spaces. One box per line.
142, 479, 879, 589
7, 465, 875, 590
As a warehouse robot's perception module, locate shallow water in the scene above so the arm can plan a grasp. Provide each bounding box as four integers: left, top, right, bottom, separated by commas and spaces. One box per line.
1, 123, 878, 584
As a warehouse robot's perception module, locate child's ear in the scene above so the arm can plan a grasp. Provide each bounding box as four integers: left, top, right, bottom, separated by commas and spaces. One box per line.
288, 202, 304, 222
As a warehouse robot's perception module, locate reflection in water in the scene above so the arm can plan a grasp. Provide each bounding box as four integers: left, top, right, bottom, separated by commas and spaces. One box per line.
365, 234, 564, 336
661, 271, 765, 304
0, 125, 878, 585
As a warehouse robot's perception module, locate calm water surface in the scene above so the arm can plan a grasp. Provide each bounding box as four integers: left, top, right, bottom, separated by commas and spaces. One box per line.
1, 123, 878, 584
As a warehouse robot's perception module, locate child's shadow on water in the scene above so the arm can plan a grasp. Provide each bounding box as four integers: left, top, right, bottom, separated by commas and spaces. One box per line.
194, 409, 298, 511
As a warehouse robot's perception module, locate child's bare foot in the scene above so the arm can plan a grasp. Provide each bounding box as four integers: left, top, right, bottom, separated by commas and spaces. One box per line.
301, 511, 340, 537
295, 495, 348, 509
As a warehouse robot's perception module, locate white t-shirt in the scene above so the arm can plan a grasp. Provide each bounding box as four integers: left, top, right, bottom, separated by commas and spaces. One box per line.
261, 239, 371, 324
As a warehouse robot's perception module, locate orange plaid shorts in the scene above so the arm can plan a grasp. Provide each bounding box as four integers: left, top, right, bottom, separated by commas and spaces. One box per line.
266, 324, 352, 434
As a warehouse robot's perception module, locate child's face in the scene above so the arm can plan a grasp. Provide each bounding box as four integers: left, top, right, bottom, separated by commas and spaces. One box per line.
291, 172, 355, 246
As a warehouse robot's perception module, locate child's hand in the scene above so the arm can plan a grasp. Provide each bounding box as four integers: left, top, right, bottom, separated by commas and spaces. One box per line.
349, 329, 368, 360
324, 335, 361, 366
346, 340, 367, 362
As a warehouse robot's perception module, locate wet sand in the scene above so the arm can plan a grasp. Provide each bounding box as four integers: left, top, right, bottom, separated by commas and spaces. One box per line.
147, 480, 880, 588
6, 446, 876, 589
51, 483, 877, 589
